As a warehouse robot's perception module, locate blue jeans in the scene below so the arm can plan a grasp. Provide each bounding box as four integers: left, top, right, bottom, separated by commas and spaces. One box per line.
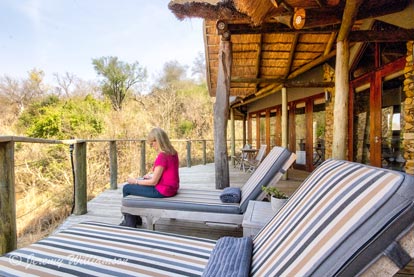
123, 184, 165, 198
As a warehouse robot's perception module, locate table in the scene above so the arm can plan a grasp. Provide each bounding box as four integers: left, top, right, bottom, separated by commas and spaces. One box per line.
242, 200, 275, 237
240, 148, 258, 171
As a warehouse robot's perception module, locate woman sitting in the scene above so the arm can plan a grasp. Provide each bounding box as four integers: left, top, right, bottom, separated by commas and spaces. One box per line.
121, 127, 180, 227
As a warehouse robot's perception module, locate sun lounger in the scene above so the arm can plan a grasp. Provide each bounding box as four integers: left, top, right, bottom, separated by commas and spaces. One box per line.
122, 146, 296, 229
1, 158, 413, 276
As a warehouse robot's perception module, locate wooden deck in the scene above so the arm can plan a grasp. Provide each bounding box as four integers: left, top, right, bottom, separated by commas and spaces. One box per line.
54, 163, 306, 240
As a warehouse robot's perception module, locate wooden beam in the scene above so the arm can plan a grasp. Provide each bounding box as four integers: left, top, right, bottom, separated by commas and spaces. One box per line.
349, 29, 414, 42
232, 77, 283, 84
284, 81, 335, 88
284, 33, 299, 78
109, 141, 118, 190
214, 38, 232, 189
73, 141, 87, 215
254, 35, 263, 94
226, 23, 414, 43
324, 31, 337, 55
356, 0, 410, 20
269, 0, 293, 12
0, 141, 16, 254
227, 23, 338, 35
288, 49, 336, 79
337, 0, 363, 41
227, 0, 409, 33
231, 77, 335, 87
332, 0, 362, 159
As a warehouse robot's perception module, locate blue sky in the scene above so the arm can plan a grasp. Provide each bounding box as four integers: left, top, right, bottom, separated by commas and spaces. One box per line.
0, 0, 205, 85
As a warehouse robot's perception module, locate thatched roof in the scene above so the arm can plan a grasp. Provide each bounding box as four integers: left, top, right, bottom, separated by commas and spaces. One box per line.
169, 0, 413, 100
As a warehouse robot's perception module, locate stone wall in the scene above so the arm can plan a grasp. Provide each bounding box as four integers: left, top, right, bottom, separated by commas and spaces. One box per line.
403, 41, 414, 174
323, 63, 335, 159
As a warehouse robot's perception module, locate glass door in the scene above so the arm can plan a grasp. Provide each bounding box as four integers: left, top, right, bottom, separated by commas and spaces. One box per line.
295, 102, 306, 167
312, 98, 326, 167
381, 74, 405, 171
353, 82, 371, 165
351, 73, 405, 171
269, 107, 281, 148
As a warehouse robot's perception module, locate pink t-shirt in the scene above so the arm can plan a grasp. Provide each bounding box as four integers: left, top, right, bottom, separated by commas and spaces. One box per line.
154, 152, 180, 197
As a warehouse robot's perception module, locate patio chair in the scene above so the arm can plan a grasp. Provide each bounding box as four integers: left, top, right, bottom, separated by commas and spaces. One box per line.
122, 146, 295, 230
245, 144, 267, 173
1, 159, 413, 276
231, 143, 251, 169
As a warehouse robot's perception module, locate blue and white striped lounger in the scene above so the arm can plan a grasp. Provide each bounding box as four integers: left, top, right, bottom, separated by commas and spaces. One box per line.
122, 146, 296, 229
1, 159, 414, 276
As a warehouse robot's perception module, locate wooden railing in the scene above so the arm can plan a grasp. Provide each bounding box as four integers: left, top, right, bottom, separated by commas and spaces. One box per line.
0, 136, 218, 254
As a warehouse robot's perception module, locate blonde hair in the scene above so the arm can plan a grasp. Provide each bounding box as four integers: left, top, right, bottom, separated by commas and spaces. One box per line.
147, 127, 177, 155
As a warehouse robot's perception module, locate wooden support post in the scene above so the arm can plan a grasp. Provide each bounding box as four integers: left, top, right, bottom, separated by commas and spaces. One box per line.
214, 36, 232, 189
332, 0, 362, 159
332, 40, 350, 159
186, 140, 192, 167
332, 40, 349, 160
202, 140, 207, 165
243, 113, 247, 146
230, 108, 236, 166
0, 140, 16, 254
73, 141, 87, 215
109, 141, 118, 190
281, 87, 288, 180
281, 87, 288, 148
140, 140, 146, 176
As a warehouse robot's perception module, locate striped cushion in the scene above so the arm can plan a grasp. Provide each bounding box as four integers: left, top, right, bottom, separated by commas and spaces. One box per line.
123, 146, 292, 214
123, 188, 242, 214
0, 222, 216, 277
251, 159, 413, 276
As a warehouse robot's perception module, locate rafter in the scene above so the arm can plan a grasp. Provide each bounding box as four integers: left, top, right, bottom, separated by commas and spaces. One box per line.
349, 29, 414, 42
324, 32, 338, 55
227, 23, 339, 35
254, 34, 263, 94
226, 22, 414, 42
230, 77, 335, 87
284, 33, 299, 79
338, 0, 363, 41
288, 49, 336, 79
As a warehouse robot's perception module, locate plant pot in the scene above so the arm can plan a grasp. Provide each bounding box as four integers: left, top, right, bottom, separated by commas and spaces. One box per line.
271, 196, 287, 212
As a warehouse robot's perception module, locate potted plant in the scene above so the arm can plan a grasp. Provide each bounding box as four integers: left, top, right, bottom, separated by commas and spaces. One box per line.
262, 186, 288, 212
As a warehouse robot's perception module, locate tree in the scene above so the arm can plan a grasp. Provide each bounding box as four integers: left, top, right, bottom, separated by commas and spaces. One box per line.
53, 72, 76, 98
137, 60, 212, 138
92, 56, 147, 111
0, 68, 47, 115
191, 52, 207, 83
157, 60, 187, 88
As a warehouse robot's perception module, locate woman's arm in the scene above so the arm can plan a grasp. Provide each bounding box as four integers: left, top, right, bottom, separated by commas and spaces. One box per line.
127, 166, 164, 186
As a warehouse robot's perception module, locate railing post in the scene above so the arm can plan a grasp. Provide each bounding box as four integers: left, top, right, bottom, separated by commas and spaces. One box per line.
186, 140, 192, 167
109, 141, 118, 190
73, 141, 87, 215
140, 140, 146, 176
202, 140, 207, 165
0, 140, 17, 254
